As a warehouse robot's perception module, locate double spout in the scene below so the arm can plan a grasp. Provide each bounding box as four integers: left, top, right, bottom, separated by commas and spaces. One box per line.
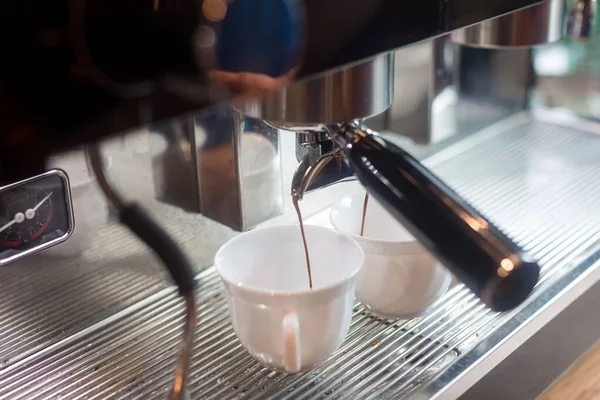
291, 127, 354, 201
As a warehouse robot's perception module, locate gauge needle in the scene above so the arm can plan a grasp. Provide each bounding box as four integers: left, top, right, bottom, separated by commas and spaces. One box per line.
25, 192, 53, 220
0, 212, 25, 233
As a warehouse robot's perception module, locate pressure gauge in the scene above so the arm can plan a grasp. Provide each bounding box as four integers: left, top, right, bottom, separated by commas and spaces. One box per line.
0, 170, 74, 266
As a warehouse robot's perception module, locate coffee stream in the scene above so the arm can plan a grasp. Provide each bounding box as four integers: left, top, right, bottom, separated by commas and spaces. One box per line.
293, 191, 369, 290
292, 190, 313, 289
360, 193, 369, 237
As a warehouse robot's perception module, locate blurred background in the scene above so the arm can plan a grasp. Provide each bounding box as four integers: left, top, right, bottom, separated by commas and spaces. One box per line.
533, 0, 600, 116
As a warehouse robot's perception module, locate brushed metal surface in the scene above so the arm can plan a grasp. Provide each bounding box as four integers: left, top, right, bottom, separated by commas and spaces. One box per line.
460, 274, 600, 400
2, 112, 600, 398
149, 110, 284, 232
238, 53, 394, 124
451, 0, 566, 48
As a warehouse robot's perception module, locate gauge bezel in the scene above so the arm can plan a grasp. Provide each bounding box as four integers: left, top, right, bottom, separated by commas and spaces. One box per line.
0, 169, 74, 266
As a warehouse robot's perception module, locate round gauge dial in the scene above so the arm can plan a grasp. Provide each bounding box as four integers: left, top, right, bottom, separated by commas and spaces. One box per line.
0, 186, 53, 248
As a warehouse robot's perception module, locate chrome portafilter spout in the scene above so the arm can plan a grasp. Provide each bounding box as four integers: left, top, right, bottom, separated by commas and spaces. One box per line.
291, 121, 541, 312
290, 126, 355, 201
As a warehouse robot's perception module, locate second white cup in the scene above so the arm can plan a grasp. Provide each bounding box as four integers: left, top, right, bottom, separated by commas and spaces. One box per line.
215, 224, 364, 373
330, 192, 451, 319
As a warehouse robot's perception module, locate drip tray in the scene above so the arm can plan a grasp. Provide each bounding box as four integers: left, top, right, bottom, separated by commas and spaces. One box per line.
2, 110, 600, 399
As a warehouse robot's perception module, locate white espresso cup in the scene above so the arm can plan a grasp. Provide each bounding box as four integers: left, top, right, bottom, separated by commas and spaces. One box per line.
330, 192, 451, 319
215, 224, 364, 373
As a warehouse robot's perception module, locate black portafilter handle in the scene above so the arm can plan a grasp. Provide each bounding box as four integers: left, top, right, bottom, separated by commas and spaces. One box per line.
333, 123, 540, 312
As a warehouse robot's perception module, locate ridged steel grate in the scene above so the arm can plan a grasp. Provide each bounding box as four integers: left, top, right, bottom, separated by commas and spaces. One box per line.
0, 191, 236, 372
2, 112, 600, 399
0, 224, 166, 371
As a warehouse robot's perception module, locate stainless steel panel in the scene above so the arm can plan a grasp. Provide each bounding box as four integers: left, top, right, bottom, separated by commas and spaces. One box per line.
370, 38, 459, 145
238, 53, 395, 125
451, 0, 566, 48
149, 109, 283, 231
372, 37, 531, 147
2, 111, 600, 398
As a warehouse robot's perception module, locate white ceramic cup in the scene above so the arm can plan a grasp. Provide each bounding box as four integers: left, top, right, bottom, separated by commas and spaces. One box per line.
215, 224, 364, 373
330, 192, 451, 319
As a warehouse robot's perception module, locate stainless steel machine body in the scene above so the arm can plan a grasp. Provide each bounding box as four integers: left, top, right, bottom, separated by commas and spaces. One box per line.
148, 111, 284, 231
1, 0, 600, 398
148, 52, 395, 231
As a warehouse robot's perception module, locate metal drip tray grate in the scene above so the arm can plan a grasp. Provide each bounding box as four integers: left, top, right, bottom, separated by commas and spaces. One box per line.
2, 111, 600, 399
0, 270, 485, 400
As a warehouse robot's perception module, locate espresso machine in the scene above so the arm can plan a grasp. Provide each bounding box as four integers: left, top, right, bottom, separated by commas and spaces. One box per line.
0, 0, 599, 398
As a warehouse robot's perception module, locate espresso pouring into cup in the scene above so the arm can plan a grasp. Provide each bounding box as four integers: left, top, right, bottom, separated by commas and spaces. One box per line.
213, 12, 540, 313
331, 192, 452, 319
215, 224, 363, 373
287, 122, 540, 312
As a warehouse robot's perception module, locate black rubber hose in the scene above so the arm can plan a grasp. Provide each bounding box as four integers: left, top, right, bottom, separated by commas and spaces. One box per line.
120, 203, 196, 295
